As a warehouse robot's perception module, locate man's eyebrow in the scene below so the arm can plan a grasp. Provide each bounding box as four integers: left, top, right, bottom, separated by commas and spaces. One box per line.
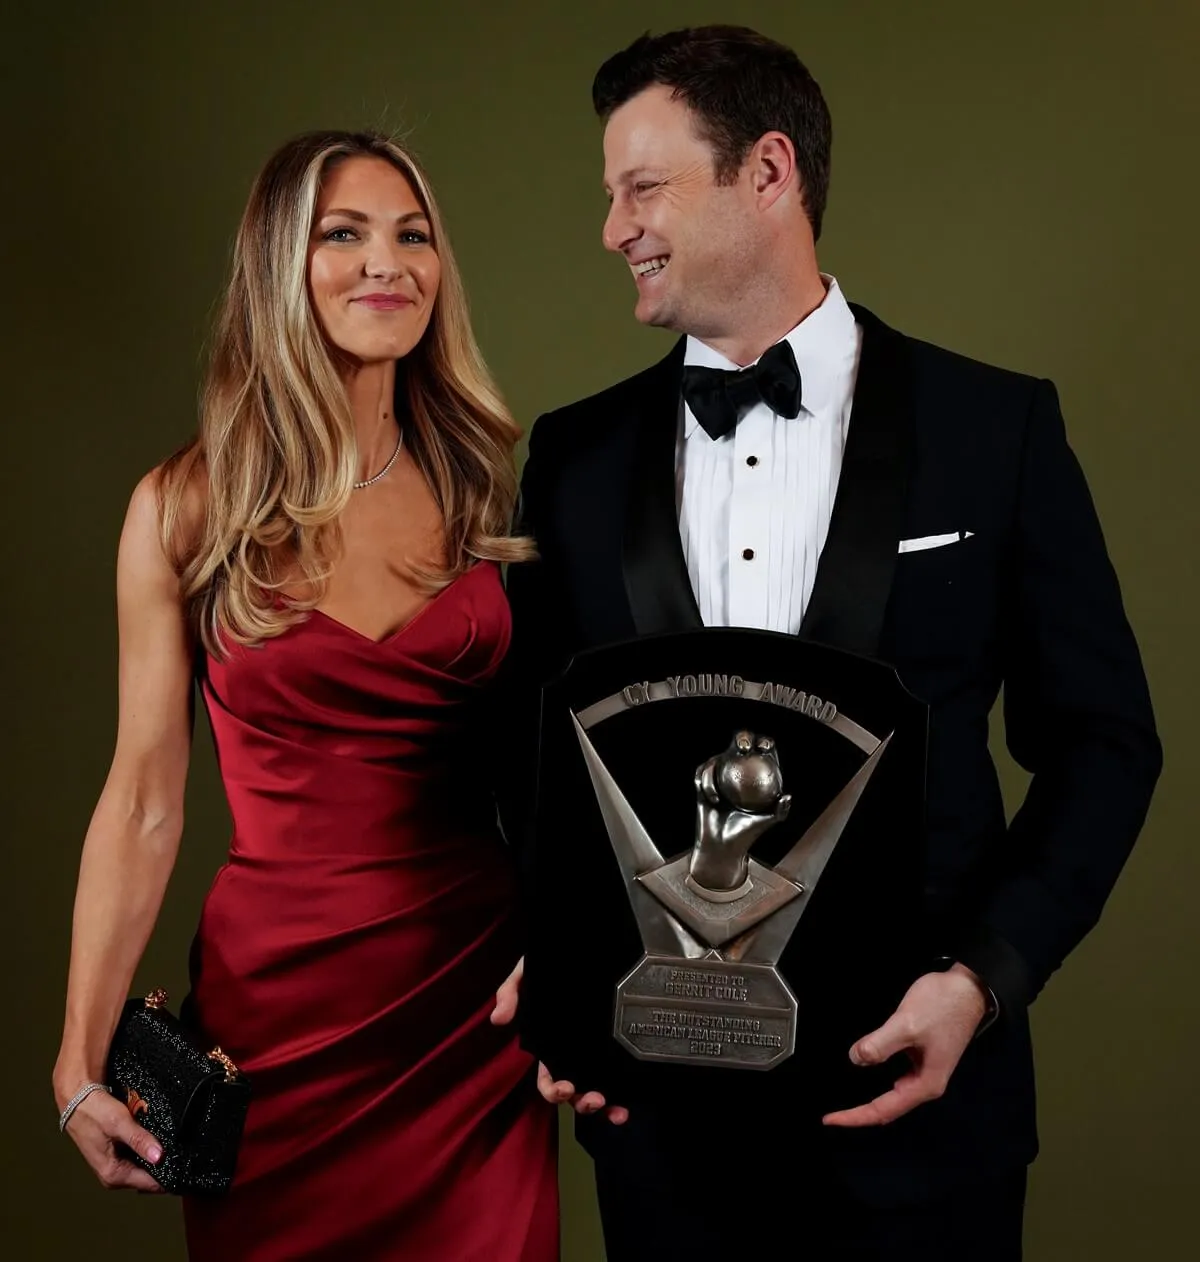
603, 168, 665, 192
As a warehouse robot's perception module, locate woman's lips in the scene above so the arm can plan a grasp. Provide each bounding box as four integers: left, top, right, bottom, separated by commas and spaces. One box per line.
355, 294, 414, 310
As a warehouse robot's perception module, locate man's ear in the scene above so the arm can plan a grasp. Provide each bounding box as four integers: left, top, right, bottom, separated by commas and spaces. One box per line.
747, 131, 798, 212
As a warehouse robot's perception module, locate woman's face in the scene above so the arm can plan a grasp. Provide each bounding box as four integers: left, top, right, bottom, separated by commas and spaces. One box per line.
308, 155, 441, 364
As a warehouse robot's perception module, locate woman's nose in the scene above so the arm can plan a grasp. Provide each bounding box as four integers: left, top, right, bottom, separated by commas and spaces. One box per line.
364, 247, 402, 281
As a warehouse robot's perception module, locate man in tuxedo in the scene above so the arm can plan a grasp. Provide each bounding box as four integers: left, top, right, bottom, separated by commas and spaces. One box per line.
498, 25, 1160, 1261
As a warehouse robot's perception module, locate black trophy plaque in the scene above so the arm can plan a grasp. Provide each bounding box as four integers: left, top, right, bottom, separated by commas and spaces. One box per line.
520, 629, 928, 1112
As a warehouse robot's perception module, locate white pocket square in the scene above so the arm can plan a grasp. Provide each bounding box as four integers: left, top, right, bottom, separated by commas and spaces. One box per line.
897, 531, 974, 554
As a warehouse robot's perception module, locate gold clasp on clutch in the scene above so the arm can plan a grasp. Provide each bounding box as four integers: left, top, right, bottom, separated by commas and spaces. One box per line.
207, 1047, 240, 1082
144, 988, 169, 1009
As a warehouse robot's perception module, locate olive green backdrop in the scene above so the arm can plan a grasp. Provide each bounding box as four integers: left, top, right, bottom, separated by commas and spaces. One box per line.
2, 1, 1195, 1257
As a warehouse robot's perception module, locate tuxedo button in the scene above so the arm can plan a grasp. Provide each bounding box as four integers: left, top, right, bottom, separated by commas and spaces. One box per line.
742, 548, 755, 561
746, 455, 759, 467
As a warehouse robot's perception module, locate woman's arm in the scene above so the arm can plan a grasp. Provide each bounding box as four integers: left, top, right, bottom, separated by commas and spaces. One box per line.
52, 469, 198, 1190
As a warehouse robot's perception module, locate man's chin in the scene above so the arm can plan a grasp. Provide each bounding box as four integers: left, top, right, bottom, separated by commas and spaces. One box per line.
634, 295, 674, 329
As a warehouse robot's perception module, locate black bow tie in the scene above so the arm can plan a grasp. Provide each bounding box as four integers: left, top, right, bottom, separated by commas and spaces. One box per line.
681, 339, 803, 441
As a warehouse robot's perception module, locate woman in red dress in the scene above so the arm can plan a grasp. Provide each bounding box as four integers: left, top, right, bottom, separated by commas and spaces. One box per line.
53, 130, 558, 1260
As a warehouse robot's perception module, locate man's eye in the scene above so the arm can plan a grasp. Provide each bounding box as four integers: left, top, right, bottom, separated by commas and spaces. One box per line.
634, 182, 660, 196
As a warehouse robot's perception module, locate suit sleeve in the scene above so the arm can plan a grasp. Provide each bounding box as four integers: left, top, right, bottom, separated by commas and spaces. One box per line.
494, 416, 576, 885
957, 379, 1162, 1014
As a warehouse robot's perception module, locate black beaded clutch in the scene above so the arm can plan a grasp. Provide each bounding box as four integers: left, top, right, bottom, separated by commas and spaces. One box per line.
106, 988, 251, 1196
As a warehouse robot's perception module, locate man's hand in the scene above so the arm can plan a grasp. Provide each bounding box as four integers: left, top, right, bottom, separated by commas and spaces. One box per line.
490, 956, 523, 1027
490, 955, 628, 1124
822, 963, 989, 1128
536, 1062, 628, 1125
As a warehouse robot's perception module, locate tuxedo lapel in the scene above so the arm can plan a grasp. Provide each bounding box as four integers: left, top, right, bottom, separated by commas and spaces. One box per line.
798, 304, 915, 657
621, 339, 703, 636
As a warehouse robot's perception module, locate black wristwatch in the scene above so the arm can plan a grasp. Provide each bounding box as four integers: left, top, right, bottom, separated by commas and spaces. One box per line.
932, 955, 1000, 1037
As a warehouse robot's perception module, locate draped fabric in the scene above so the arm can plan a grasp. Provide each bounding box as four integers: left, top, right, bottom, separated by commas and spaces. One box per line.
182, 562, 558, 1261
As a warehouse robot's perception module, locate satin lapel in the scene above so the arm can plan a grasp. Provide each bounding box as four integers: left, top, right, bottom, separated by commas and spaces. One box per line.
622, 339, 703, 636
798, 304, 915, 657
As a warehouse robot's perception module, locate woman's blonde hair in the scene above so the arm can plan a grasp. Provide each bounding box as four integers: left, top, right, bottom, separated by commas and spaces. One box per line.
160, 129, 530, 655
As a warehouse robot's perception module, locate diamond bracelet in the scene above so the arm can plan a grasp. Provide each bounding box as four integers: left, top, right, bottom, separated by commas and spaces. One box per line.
58, 1081, 111, 1133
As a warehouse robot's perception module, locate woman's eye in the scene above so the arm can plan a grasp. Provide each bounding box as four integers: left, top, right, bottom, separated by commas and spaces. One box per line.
400, 229, 430, 245
322, 226, 358, 243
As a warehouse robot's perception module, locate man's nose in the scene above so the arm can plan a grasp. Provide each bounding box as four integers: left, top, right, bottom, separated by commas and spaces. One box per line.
602, 198, 640, 254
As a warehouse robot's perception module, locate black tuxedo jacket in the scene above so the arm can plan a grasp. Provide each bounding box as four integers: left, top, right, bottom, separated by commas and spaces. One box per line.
501, 303, 1161, 1201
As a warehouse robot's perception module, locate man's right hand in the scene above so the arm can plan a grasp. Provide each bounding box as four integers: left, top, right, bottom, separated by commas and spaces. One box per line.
60, 1086, 165, 1192
489, 956, 628, 1123
536, 1062, 628, 1124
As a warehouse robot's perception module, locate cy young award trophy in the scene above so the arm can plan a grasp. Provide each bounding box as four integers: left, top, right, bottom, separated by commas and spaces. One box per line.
520, 629, 927, 1105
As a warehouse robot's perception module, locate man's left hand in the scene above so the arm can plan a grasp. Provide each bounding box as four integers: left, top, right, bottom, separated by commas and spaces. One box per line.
822, 963, 988, 1128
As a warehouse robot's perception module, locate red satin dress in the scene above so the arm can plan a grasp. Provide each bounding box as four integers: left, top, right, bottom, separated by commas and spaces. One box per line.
182, 562, 558, 1261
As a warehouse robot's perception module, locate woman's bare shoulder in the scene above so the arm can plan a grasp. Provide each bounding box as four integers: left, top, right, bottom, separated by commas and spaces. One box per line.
125, 447, 209, 569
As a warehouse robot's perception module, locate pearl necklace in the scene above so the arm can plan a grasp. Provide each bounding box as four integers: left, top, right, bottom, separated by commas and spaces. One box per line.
354, 427, 404, 490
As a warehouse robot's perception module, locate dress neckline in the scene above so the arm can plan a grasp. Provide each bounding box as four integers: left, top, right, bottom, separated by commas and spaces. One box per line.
307, 564, 484, 647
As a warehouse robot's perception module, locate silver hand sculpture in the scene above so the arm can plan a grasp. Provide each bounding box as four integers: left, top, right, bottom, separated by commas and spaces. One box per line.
688, 731, 792, 899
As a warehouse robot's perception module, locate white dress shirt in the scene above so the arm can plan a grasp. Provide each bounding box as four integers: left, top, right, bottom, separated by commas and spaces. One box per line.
677, 277, 861, 634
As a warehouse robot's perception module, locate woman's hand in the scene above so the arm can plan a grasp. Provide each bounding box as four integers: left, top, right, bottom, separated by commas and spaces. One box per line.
59, 1085, 165, 1193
